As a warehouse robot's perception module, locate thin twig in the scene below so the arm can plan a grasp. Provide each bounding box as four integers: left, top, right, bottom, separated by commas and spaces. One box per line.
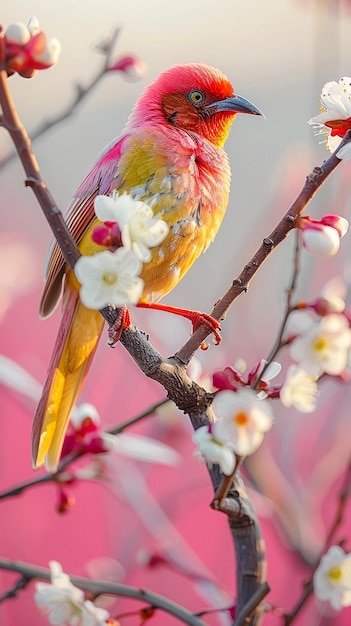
0, 28, 121, 169
108, 398, 170, 434
0, 398, 169, 500
0, 576, 29, 602
256, 230, 302, 385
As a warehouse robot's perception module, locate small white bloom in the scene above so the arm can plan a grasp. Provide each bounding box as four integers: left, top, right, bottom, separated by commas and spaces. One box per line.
314, 545, 351, 610
280, 366, 318, 413
212, 388, 274, 456
193, 425, 236, 475
308, 77, 351, 160
94, 193, 169, 262
34, 561, 85, 625
291, 313, 351, 376
74, 248, 144, 310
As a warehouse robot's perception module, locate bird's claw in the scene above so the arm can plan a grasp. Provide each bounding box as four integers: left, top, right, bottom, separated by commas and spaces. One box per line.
191, 313, 222, 349
107, 305, 131, 347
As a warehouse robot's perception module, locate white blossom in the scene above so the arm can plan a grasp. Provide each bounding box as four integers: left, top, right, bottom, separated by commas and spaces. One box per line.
280, 366, 318, 413
314, 545, 351, 610
212, 388, 274, 456
35, 561, 110, 625
308, 77, 351, 160
193, 425, 236, 475
94, 193, 169, 262
291, 313, 351, 376
74, 248, 144, 310
34, 561, 85, 625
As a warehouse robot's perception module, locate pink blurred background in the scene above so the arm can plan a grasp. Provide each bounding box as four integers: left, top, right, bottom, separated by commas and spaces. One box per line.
1, 0, 351, 624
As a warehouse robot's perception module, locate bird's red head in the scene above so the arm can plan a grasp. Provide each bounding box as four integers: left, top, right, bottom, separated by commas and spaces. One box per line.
129, 63, 262, 147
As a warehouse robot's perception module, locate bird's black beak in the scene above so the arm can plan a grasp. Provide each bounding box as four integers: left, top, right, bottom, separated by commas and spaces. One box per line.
206, 94, 264, 117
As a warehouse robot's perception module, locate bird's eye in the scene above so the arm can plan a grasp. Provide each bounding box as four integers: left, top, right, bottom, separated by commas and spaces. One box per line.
188, 90, 206, 105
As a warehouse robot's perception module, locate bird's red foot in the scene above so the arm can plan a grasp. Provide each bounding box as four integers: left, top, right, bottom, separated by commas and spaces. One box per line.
189, 312, 222, 349
137, 302, 221, 347
107, 305, 131, 346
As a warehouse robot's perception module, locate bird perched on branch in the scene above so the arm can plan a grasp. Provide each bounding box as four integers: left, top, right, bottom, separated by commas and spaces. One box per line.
32, 63, 263, 471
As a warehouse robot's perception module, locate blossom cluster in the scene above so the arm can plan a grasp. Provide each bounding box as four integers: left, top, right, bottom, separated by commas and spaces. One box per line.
193, 275, 351, 473
3, 17, 60, 77
74, 193, 169, 310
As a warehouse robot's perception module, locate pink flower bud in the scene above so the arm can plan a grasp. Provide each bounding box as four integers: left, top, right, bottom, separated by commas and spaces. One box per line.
320, 214, 349, 238
311, 297, 346, 316
83, 434, 112, 455
57, 486, 75, 514
108, 55, 147, 80
4, 19, 60, 74
297, 216, 348, 257
91, 222, 122, 249
213, 366, 244, 391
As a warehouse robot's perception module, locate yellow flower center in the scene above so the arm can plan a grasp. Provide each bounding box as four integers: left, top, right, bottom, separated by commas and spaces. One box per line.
233, 411, 249, 426
313, 336, 327, 352
102, 271, 117, 286
328, 566, 342, 581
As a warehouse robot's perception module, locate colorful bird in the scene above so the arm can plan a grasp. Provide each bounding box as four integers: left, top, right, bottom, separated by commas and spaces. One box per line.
32, 63, 263, 471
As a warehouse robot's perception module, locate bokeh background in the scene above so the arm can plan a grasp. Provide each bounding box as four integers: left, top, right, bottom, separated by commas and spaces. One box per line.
1, 0, 351, 624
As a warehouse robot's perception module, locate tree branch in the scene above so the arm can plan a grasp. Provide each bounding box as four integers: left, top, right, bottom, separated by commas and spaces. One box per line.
0, 558, 207, 626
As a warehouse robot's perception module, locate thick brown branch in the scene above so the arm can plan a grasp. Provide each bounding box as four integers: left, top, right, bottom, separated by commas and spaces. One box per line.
209, 465, 268, 625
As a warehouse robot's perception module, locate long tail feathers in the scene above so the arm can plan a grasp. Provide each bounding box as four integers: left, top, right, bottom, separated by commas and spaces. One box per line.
32, 289, 104, 472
